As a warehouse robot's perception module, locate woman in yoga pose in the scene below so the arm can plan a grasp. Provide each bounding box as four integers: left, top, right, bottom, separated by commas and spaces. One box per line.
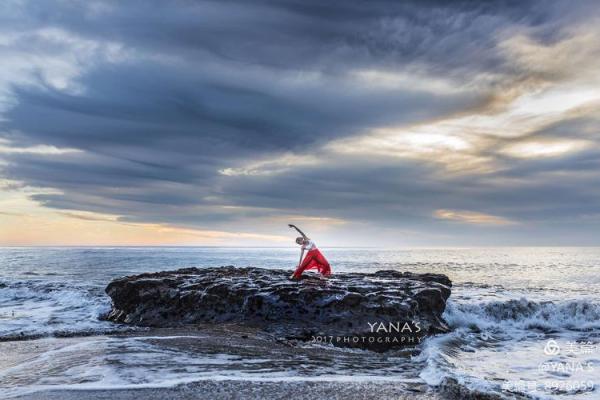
288, 224, 331, 279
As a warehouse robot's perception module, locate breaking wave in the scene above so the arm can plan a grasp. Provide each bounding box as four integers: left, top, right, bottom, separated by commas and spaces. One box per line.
0, 279, 131, 340
418, 297, 600, 399
445, 297, 600, 332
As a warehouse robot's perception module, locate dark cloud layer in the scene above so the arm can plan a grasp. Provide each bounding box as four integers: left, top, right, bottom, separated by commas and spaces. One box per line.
1, 0, 600, 245
7, 1, 550, 71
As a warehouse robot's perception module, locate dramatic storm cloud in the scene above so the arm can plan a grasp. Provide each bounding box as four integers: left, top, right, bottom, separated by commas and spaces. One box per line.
1, 0, 599, 245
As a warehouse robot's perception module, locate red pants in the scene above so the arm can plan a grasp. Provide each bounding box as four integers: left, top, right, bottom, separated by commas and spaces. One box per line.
293, 249, 331, 278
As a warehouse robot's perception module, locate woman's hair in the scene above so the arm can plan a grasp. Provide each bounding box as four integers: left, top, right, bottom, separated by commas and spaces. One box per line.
295, 237, 304, 245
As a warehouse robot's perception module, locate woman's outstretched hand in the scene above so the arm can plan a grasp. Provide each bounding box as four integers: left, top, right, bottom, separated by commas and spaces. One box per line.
288, 224, 308, 239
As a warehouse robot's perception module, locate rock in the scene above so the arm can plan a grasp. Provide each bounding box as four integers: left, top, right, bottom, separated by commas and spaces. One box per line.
104, 266, 451, 351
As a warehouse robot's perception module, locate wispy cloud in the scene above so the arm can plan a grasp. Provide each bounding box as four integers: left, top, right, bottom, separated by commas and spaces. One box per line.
434, 209, 517, 226
0, 139, 81, 155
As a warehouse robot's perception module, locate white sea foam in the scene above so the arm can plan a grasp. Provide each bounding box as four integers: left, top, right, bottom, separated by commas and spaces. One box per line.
0, 280, 128, 339
445, 298, 600, 332
417, 297, 600, 400
0, 335, 417, 398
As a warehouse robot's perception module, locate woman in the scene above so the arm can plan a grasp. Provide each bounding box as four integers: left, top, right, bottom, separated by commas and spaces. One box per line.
288, 224, 331, 279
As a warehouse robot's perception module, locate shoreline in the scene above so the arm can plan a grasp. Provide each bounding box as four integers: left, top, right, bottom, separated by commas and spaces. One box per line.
11, 380, 444, 400
2, 326, 511, 400
2, 326, 433, 399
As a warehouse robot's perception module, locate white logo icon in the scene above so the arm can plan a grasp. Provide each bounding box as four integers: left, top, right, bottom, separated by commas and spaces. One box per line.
544, 339, 560, 356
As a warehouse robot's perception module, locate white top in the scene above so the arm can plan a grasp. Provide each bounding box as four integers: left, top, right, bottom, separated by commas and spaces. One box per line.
302, 239, 316, 251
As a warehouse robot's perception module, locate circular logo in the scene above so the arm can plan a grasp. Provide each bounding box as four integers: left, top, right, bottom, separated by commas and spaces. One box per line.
544, 339, 560, 356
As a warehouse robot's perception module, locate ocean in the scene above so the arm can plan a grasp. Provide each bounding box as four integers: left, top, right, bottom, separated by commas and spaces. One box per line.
1, 247, 599, 399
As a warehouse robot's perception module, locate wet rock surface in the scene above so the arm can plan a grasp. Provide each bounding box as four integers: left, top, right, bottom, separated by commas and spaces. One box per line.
104, 267, 452, 351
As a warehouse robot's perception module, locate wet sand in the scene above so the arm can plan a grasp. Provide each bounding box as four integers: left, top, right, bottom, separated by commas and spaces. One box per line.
1, 326, 511, 400
4, 326, 448, 400
12, 380, 443, 400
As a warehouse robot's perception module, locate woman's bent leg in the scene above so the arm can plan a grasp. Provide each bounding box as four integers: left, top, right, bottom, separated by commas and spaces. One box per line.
314, 250, 331, 275
293, 252, 316, 278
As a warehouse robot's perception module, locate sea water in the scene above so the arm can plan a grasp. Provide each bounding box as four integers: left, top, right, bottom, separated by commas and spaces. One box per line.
1, 247, 599, 398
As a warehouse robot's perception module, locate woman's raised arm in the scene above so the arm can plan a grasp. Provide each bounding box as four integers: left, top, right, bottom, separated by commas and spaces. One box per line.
288, 224, 308, 239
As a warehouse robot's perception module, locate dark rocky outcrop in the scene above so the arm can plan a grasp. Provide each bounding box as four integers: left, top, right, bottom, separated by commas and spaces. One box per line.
104, 266, 451, 351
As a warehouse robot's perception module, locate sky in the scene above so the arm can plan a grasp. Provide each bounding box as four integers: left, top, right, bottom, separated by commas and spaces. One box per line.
1, 0, 599, 247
